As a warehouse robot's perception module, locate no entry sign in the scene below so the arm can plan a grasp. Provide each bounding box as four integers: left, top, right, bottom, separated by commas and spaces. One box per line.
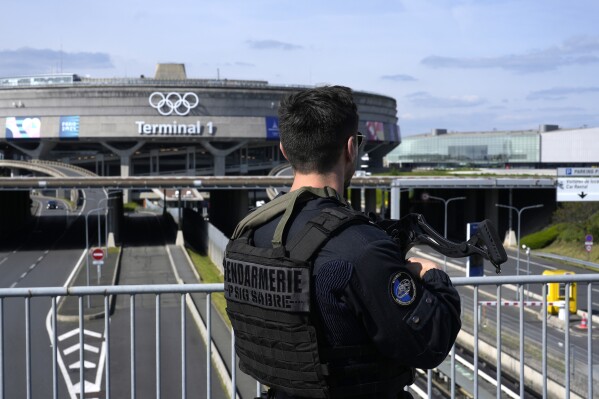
91, 248, 105, 262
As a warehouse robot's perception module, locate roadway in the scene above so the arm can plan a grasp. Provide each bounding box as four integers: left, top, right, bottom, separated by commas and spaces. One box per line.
410, 244, 599, 398
0, 186, 229, 398
1, 182, 597, 398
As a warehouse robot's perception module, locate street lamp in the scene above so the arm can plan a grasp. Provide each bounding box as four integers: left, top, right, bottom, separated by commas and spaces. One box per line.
423, 194, 466, 271
522, 244, 531, 299
495, 203, 543, 277
85, 207, 104, 307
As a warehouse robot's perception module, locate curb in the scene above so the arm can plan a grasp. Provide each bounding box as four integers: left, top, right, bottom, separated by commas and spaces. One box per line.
56, 246, 123, 322
168, 243, 240, 399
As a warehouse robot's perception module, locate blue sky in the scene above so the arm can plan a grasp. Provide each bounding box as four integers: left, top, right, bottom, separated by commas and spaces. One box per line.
2, 0, 599, 136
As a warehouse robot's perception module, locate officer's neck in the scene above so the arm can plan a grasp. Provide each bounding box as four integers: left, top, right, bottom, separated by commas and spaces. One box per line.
290, 170, 345, 195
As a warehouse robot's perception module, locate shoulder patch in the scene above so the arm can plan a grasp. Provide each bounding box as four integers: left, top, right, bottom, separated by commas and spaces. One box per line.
390, 271, 416, 306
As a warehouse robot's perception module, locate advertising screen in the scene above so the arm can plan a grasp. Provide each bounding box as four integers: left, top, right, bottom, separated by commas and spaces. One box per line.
365, 121, 385, 141
60, 116, 80, 139
5, 117, 41, 139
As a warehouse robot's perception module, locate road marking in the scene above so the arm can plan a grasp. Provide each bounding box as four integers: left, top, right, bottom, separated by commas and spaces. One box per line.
455, 354, 519, 399
37, 256, 43, 262
69, 361, 97, 369
29, 264, 36, 270
506, 254, 557, 270
63, 343, 100, 355
44, 250, 50, 254
9, 282, 16, 288
59, 328, 102, 341
20, 273, 26, 279
0, 258, 6, 266
45, 249, 88, 399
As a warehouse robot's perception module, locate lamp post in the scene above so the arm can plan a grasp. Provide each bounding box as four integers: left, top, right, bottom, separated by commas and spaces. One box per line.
85, 207, 104, 307
495, 203, 543, 277
423, 194, 466, 271
522, 244, 531, 299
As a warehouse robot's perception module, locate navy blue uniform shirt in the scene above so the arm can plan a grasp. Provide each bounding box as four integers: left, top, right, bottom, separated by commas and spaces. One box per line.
253, 196, 461, 398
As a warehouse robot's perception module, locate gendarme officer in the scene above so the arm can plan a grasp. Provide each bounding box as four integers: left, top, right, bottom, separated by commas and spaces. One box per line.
224, 86, 461, 398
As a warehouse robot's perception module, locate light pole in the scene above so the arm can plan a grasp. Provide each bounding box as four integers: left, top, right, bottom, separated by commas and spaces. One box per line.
522, 244, 531, 299
423, 194, 466, 271
85, 207, 104, 307
495, 203, 543, 277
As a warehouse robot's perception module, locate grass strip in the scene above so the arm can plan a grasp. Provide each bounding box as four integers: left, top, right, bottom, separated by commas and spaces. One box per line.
186, 248, 231, 327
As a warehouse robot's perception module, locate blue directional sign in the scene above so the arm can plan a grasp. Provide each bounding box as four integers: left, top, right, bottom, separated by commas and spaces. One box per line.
467, 223, 484, 277
265, 116, 280, 140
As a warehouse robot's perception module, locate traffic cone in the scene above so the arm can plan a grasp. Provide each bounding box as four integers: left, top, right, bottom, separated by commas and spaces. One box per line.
577, 313, 588, 329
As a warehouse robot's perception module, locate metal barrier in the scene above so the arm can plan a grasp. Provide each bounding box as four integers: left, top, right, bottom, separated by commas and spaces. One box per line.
0, 274, 597, 399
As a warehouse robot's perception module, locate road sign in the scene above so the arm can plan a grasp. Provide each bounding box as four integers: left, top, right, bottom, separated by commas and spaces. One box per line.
556, 177, 599, 202
557, 168, 599, 177
91, 248, 104, 261
586, 234, 594, 242
586, 245, 593, 253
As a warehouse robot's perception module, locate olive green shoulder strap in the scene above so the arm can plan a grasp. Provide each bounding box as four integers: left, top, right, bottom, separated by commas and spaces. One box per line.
230, 186, 347, 245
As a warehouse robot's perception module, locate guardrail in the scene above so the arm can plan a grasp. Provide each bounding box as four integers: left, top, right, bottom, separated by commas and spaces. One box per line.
0, 274, 596, 399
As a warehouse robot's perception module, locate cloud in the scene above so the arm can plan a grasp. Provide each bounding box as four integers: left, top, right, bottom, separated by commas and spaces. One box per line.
381, 74, 417, 82
406, 91, 485, 108
0, 47, 113, 76
246, 40, 302, 51
421, 36, 599, 73
234, 62, 255, 67
527, 86, 599, 101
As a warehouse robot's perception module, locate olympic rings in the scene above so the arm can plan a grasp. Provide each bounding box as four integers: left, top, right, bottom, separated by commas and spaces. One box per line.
148, 92, 199, 116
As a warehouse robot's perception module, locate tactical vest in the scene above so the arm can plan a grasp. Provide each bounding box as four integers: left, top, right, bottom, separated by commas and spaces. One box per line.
224, 187, 414, 398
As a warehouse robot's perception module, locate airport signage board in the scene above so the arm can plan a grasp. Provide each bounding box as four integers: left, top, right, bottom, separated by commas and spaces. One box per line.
557, 168, 599, 177
135, 120, 214, 136
556, 177, 599, 202
59, 116, 79, 139
265, 116, 279, 140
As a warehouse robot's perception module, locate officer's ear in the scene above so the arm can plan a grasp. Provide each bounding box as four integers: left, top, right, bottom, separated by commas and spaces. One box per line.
280, 142, 289, 161
345, 135, 357, 162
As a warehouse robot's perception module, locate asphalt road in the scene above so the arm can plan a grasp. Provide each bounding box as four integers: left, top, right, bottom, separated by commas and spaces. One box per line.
410, 244, 599, 397
0, 188, 230, 399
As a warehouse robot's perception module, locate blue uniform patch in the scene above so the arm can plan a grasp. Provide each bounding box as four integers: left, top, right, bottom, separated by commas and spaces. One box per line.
390, 272, 416, 306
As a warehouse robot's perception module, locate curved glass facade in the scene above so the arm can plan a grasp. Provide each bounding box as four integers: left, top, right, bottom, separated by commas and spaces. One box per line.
385, 131, 540, 165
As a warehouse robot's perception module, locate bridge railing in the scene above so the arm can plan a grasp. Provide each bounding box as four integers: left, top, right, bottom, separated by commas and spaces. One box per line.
0, 275, 596, 399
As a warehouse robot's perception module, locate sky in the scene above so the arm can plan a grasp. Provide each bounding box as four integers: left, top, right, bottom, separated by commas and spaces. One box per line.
2, 0, 599, 136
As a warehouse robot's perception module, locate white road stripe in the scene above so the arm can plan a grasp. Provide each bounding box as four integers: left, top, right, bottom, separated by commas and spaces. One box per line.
20, 273, 26, 279
455, 354, 519, 399
9, 282, 16, 288
59, 328, 102, 341
0, 258, 7, 266
69, 361, 97, 369
37, 256, 43, 262
46, 249, 87, 399
29, 264, 36, 270
63, 343, 100, 355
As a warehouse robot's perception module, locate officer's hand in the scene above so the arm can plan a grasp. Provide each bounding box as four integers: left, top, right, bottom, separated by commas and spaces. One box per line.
405, 257, 441, 279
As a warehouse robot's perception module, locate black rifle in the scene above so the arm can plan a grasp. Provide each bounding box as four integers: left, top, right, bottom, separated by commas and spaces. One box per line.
375, 213, 508, 274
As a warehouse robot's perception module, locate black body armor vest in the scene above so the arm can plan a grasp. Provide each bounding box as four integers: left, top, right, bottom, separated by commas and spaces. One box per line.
224, 188, 414, 398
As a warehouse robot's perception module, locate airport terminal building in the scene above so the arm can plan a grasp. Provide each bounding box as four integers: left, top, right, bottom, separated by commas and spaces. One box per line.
385, 125, 599, 169
0, 64, 400, 180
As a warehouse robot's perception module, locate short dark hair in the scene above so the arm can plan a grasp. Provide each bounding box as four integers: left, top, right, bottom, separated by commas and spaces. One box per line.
278, 85, 359, 174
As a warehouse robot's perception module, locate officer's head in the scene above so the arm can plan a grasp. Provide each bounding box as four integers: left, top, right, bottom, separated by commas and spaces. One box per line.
278, 86, 360, 185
